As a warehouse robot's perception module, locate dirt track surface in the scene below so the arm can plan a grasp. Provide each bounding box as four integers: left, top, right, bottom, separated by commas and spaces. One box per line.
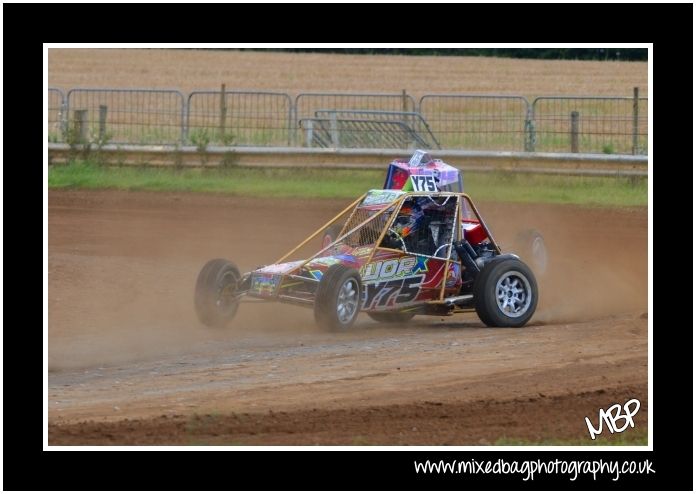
48, 190, 648, 445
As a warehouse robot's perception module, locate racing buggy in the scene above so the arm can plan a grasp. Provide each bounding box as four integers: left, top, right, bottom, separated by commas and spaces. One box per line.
195, 176, 539, 331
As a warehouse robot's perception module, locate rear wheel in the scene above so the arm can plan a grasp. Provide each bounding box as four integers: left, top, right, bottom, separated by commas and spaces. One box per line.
194, 259, 241, 328
314, 265, 362, 331
367, 312, 415, 324
321, 224, 344, 249
474, 257, 537, 327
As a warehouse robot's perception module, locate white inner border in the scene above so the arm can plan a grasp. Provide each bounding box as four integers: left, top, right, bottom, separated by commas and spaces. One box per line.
43, 43, 652, 452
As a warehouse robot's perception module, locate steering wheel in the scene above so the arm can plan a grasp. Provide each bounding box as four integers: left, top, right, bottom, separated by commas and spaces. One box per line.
432, 244, 449, 258
385, 228, 408, 252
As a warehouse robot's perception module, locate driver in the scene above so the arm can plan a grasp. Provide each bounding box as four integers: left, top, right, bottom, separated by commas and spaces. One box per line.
382, 198, 436, 255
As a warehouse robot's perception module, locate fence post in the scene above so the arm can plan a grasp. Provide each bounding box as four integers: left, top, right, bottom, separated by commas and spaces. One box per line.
570, 111, 580, 153
305, 120, 314, 147
181, 92, 187, 146
329, 111, 339, 147
290, 95, 299, 147
74, 109, 88, 143
524, 104, 535, 152
60, 99, 68, 142
219, 83, 227, 139
401, 89, 410, 130
287, 96, 294, 147
632, 87, 639, 155
98, 105, 108, 141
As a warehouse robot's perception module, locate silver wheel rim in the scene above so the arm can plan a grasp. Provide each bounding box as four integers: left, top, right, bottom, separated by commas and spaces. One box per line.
495, 270, 533, 318
215, 271, 238, 315
531, 236, 547, 273
336, 279, 359, 324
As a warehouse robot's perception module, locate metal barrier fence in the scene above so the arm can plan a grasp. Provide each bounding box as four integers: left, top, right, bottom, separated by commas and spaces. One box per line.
48, 88, 66, 142
295, 92, 417, 145
302, 110, 440, 149
187, 90, 292, 146
419, 95, 531, 151
66, 88, 185, 145
295, 92, 416, 118
531, 94, 648, 154
47, 87, 648, 155
301, 118, 431, 149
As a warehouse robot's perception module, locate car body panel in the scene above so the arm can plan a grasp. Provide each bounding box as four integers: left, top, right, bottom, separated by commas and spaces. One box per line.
384, 150, 464, 193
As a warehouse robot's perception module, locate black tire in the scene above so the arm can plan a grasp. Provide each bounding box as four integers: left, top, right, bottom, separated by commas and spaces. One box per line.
314, 264, 362, 331
367, 312, 416, 324
321, 224, 344, 249
474, 257, 538, 328
513, 229, 547, 276
194, 258, 241, 328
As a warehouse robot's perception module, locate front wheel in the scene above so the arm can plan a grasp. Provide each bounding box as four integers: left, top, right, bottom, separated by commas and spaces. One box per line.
474, 257, 538, 328
314, 265, 362, 331
194, 258, 241, 328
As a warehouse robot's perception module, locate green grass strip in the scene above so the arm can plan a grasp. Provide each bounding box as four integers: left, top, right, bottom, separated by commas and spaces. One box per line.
48, 160, 647, 207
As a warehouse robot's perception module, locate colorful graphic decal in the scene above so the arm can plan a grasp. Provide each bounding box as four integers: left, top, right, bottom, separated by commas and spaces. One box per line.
310, 256, 342, 267
311, 254, 357, 266
360, 256, 429, 282
360, 255, 433, 309
250, 273, 280, 296
446, 263, 461, 288
361, 189, 404, 206
388, 157, 461, 192
306, 254, 359, 281
359, 254, 460, 310
258, 260, 304, 274
362, 274, 425, 310
351, 246, 374, 257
